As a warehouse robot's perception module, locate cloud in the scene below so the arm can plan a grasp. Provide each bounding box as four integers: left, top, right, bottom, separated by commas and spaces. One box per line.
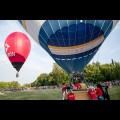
0, 55, 10, 65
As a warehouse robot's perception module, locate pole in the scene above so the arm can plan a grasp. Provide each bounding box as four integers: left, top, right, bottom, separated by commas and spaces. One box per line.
70, 71, 75, 89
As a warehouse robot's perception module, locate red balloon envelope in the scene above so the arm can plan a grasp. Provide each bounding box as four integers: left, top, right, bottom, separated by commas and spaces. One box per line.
4, 32, 31, 76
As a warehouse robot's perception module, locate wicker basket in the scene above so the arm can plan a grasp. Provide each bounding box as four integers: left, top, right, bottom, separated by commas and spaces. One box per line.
73, 90, 91, 100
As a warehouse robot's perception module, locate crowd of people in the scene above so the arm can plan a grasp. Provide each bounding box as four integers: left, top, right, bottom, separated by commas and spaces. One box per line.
2, 85, 62, 93
111, 80, 120, 85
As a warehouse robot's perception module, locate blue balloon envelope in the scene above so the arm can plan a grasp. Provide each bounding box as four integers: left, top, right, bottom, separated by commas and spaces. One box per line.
19, 20, 119, 74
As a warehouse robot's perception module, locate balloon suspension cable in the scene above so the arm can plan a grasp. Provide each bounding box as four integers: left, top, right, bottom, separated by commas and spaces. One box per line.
82, 72, 88, 88
97, 49, 99, 63
16, 72, 19, 77
96, 49, 100, 76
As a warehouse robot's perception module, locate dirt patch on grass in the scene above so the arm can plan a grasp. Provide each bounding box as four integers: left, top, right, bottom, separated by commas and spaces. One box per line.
0, 92, 4, 95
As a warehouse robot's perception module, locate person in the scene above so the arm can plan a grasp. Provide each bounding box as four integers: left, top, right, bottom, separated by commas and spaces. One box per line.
88, 86, 97, 100
74, 81, 81, 89
80, 80, 87, 89
62, 84, 67, 94
109, 81, 112, 88
71, 81, 81, 90
61, 84, 67, 100
95, 84, 104, 100
62, 83, 71, 100
101, 82, 106, 100
66, 89, 76, 100
102, 82, 110, 100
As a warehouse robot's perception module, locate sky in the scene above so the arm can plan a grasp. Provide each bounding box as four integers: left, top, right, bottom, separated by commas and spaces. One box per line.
0, 20, 120, 85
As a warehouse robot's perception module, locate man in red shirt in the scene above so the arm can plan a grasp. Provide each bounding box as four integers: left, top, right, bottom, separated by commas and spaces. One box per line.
66, 89, 76, 100
95, 84, 104, 100
74, 81, 81, 90
88, 87, 97, 100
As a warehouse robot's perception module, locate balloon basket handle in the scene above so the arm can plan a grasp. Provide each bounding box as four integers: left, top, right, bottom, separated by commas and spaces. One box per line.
16, 72, 19, 77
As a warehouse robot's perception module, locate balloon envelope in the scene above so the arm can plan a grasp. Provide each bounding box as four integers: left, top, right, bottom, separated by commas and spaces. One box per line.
19, 20, 119, 74
4, 32, 31, 72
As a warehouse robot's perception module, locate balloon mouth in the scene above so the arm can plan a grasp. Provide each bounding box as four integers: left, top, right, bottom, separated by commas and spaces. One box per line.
12, 62, 24, 72
48, 23, 104, 47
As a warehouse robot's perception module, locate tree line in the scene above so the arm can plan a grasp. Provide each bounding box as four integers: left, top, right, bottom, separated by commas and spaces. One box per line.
84, 61, 120, 83
0, 81, 31, 91
31, 61, 120, 87
1, 61, 120, 90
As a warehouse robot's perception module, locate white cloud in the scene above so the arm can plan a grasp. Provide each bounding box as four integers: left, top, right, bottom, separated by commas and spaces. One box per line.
0, 55, 10, 65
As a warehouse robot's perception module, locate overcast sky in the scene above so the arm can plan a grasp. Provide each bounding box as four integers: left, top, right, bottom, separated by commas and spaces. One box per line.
0, 20, 120, 85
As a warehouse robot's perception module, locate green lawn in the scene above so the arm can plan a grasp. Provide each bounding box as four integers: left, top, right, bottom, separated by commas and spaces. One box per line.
108, 85, 120, 100
0, 86, 120, 100
0, 89, 62, 100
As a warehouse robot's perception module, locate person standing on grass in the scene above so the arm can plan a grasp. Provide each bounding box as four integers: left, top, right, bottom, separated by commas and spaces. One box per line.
66, 89, 76, 100
62, 83, 71, 100
62, 83, 67, 100
103, 82, 110, 100
95, 84, 104, 100
88, 86, 97, 100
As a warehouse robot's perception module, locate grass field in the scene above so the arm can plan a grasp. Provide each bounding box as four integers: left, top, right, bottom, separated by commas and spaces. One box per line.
0, 86, 120, 100
0, 89, 62, 100
108, 86, 120, 100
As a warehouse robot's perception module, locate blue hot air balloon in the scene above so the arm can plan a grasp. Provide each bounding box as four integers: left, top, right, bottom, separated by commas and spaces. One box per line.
19, 20, 119, 74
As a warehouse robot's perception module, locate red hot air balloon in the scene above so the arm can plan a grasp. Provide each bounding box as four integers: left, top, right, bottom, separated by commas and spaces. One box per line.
4, 32, 31, 77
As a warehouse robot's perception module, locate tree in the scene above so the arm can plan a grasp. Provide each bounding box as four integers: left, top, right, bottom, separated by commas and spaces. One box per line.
22, 83, 31, 88
31, 63, 70, 86
34, 73, 49, 86
51, 63, 70, 86
10, 81, 21, 88
31, 61, 120, 86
